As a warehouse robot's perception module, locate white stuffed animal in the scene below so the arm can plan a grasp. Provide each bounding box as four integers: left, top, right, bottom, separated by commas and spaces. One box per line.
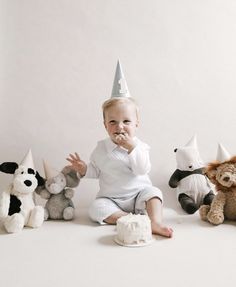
169, 135, 215, 214
0, 150, 45, 233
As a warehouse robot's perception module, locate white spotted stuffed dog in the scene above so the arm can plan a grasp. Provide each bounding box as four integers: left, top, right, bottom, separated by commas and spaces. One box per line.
0, 150, 45, 233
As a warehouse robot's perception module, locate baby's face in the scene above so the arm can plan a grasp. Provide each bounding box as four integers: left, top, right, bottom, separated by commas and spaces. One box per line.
104, 102, 138, 144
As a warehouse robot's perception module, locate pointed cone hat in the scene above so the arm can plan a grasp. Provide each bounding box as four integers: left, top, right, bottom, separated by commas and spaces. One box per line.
43, 160, 60, 179
185, 134, 198, 149
216, 143, 231, 162
20, 149, 35, 169
111, 60, 130, 98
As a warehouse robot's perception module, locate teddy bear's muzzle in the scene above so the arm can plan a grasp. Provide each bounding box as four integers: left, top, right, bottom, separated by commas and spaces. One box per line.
222, 176, 230, 182
219, 172, 236, 187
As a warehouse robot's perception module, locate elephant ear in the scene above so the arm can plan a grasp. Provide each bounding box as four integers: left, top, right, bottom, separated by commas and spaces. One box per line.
61, 166, 80, 188
0, 162, 18, 174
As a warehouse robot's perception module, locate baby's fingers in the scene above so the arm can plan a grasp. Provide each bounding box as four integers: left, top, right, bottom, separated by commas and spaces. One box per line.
68, 153, 78, 161
115, 135, 122, 142
75, 152, 81, 161
66, 158, 74, 164
120, 134, 126, 140
122, 133, 130, 141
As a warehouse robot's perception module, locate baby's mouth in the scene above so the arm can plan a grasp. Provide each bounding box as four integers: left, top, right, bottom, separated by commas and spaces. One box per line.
114, 132, 125, 136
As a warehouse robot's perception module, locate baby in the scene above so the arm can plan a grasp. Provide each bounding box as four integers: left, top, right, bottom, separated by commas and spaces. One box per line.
67, 61, 172, 237
67, 96, 172, 237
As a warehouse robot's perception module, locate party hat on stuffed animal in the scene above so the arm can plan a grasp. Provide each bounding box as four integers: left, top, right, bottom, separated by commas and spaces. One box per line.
175, 135, 203, 170
185, 134, 198, 149
216, 143, 231, 163
111, 60, 130, 98
20, 149, 35, 169
43, 160, 60, 180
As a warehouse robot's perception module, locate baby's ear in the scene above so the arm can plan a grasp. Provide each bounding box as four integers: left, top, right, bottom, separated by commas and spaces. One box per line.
0, 162, 18, 174
103, 120, 108, 130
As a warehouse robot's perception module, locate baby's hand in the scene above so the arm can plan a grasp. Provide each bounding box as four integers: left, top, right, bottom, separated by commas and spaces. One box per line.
66, 152, 87, 177
115, 133, 136, 153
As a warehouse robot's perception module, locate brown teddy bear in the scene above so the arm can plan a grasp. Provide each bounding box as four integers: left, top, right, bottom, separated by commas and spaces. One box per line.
199, 144, 236, 225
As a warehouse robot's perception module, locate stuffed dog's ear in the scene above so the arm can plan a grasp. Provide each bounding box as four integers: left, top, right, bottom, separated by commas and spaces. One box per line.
0, 162, 18, 174
36, 172, 45, 187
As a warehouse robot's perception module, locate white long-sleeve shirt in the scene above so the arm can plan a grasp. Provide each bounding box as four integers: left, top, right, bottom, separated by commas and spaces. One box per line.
85, 137, 153, 198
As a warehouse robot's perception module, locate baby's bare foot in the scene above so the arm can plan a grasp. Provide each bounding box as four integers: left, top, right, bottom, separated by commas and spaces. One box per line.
151, 222, 173, 238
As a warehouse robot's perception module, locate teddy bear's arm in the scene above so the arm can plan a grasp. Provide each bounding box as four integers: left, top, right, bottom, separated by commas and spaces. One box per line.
64, 188, 74, 199
210, 192, 226, 211
207, 191, 226, 225
0, 190, 10, 218
169, 170, 181, 188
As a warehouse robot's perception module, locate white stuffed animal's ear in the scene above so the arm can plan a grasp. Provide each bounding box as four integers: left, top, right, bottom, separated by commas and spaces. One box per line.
0, 162, 18, 174
61, 166, 80, 188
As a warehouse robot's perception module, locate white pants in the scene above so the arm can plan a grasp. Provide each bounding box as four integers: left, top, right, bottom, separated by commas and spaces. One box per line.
89, 186, 163, 224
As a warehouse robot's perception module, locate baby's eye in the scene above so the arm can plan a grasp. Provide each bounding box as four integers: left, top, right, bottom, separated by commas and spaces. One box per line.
109, 120, 116, 125
123, 120, 131, 124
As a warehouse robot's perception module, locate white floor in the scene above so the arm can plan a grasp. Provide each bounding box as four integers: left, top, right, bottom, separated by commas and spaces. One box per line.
1, 203, 236, 287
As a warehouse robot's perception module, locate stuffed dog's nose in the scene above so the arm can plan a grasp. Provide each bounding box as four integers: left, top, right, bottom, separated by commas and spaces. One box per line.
24, 180, 32, 186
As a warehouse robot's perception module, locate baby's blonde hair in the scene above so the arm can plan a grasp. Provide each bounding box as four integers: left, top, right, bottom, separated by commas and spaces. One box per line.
102, 97, 139, 120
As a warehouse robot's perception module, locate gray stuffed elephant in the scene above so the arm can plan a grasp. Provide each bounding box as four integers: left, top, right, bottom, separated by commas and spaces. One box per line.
36, 164, 80, 220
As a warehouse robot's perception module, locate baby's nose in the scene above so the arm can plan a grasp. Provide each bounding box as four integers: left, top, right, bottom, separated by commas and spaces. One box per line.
117, 122, 124, 129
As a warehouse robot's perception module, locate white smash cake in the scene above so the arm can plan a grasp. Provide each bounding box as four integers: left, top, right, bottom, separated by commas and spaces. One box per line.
115, 213, 153, 246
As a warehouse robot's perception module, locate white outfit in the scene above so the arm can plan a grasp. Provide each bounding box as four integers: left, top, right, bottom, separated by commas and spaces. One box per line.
85, 137, 162, 224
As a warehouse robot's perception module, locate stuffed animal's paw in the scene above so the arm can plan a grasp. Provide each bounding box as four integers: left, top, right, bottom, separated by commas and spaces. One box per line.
63, 206, 74, 220
207, 211, 224, 225
44, 208, 49, 220
27, 206, 44, 228
64, 189, 74, 199
4, 213, 24, 233
199, 205, 210, 221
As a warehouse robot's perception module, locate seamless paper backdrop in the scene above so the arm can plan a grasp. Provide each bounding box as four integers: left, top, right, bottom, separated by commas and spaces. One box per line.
1, 0, 236, 207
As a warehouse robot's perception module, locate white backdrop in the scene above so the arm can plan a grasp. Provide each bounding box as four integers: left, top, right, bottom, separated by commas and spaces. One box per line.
1, 0, 236, 208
